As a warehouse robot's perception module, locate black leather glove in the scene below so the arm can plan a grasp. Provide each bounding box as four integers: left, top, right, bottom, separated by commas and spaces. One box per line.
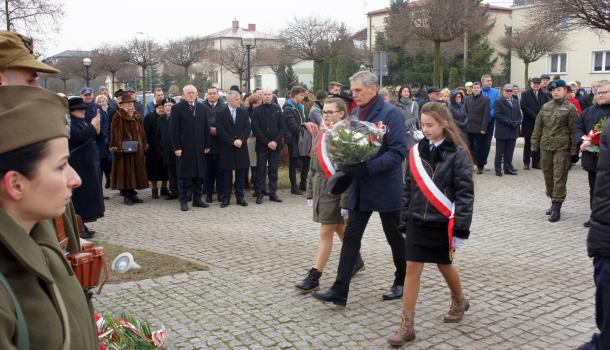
511, 121, 520, 128
453, 227, 470, 238
570, 154, 580, 164
342, 162, 370, 178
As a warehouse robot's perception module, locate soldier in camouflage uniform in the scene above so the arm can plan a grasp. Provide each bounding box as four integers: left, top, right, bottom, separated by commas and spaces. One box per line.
531, 80, 579, 222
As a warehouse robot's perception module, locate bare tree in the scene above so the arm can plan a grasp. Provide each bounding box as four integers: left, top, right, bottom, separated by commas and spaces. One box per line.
387, 0, 489, 87
218, 42, 249, 91
501, 25, 563, 86
1, 0, 64, 50
52, 57, 80, 94
533, 0, 610, 33
124, 38, 162, 108
280, 16, 341, 91
255, 41, 296, 73
165, 37, 213, 82
93, 44, 128, 94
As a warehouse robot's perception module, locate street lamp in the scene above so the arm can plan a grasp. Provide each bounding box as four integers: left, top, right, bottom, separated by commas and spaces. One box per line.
241, 32, 257, 93
83, 57, 92, 87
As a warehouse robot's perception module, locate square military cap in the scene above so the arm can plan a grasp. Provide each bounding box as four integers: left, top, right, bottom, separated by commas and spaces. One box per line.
0, 31, 59, 74
0, 86, 69, 154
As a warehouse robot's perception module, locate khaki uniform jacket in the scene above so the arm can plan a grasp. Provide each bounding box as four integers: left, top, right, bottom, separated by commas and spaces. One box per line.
306, 133, 348, 224
0, 210, 98, 350
531, 98, 578, 151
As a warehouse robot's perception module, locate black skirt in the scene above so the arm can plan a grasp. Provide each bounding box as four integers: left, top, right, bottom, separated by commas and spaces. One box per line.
404, 221, 452, 264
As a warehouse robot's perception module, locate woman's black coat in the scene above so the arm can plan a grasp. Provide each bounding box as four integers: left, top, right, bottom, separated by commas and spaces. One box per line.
68, 115, 105, 221
144, 111, 167, 180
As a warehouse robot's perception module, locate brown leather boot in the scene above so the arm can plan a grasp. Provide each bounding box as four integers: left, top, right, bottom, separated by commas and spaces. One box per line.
443, 294, 470, 323
387, 310, 415, 346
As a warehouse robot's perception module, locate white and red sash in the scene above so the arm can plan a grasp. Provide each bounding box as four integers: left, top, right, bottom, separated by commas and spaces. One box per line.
409, 145, 456, 259
317, 131, 336, 178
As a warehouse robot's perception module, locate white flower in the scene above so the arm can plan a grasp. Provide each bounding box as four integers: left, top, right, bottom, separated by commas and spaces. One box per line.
357, 136, 369, 147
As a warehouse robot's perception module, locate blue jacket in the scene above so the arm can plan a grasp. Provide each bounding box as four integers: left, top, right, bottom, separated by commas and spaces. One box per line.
347, 97, 408, 212
482, 86, 499, 120
145, 100, 156, 116
84, 103, 111, 159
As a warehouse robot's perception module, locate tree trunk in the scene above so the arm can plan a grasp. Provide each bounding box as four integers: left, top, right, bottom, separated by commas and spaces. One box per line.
184, 65, 190, 83
5, 0, 10, 30
463, 32, 468, 83
433, 41, 442, 87
111, 72, 116, 95
524, 62, 529, 88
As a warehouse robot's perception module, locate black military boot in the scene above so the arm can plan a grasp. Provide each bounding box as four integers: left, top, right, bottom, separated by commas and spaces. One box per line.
549, 202, 562, 222
295, 268, 322, 293
545, 202, 554, 215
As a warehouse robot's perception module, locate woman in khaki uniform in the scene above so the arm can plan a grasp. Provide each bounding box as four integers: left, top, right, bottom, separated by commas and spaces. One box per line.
0, 86, 98, 349
295, 98, 365, 293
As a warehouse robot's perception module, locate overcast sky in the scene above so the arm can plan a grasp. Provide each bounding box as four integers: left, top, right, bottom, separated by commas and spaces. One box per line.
44, 0, 512, 57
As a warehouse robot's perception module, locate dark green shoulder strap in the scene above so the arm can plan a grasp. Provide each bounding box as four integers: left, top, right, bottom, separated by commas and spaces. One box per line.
0, 272, 29, 350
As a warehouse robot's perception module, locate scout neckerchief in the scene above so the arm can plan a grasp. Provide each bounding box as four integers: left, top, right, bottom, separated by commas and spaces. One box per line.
409, 144, 456, 260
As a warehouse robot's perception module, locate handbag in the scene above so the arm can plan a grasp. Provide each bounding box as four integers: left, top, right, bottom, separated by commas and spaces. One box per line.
121, 140, 139, 154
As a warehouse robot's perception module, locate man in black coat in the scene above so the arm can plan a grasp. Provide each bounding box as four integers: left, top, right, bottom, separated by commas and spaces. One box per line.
578, 115, 610, 350
283, 85, 309, 194
216, 90, 251, 208
464, 82, 491, 174
573, 81, 610, 227
251, 89, 284, 204
494, 84, 522, 176
520, 77, 550, 170
202, 86, 226, 203
170, 85, 210, 211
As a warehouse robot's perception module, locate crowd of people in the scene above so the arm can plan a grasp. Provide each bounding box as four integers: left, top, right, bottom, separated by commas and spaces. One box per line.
1, 28, 610, 349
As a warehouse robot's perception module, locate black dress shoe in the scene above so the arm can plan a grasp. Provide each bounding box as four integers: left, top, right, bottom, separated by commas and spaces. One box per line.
382, 284, 404, 301
103, 195, 110, 200
504, 169, 518, 175
312, 289, 347, 306
269, 194, 282, 202
180, 202, 189, 211
193, 200, 209, 208
495, 170, 503, 177
160, 187, 169, 196
532, 164, 541, 169
291, 187, 303, 195
584, 219, 591, 228
262, 190, 269, 196
131, 195, 144, 203
166, 193, 178, 200
523, 164, 530, 170
237, 199, 248, 207
256, 195, 263, 204
220, 201, 229, 208
205, 195, 213, 203
124, 196, 134, 205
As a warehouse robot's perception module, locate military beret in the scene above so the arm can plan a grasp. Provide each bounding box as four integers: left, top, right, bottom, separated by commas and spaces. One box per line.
0, 86, 69, 154
0, 31, 59, 74
548, 79, 566, 91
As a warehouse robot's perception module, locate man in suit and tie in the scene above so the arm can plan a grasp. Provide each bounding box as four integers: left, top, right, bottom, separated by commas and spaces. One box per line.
170, 84, 210, 211
217, 90, 251, 208
494, 84, 523, 176
520, 77, 550, 170
202, 86, 226, 203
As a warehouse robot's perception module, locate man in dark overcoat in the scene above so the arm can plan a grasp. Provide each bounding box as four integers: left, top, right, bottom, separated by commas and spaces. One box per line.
312, 71, 407, 306
494, 84, 522, 176
170, 84, 210, 211
251, 88, 284, 204
283, 85, 309, 194
520, 77, 550, 169
216, 90, 251, 207
465, 82, 491, 173
202, 86, 226, 203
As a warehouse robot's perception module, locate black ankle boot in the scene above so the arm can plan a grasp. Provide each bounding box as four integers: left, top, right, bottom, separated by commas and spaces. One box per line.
124, 195, 134, 205
295, 268, 322, 293
152, 188, 159, 199
549, 202, 562, 222
130, 194, 143, 203
160, 187, 169, 196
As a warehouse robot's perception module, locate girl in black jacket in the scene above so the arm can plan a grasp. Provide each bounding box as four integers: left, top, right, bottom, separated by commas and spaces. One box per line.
388, 102, 475, 346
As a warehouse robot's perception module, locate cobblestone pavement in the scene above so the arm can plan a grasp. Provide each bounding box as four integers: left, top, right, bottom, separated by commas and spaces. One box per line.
92, 148, 598, 349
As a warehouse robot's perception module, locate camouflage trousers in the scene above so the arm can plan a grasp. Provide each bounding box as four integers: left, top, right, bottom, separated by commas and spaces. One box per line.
540, 149, 571, 203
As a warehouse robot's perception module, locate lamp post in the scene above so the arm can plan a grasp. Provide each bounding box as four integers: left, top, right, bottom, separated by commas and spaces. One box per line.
83, 57, 92, 87
241, 32, 256, 93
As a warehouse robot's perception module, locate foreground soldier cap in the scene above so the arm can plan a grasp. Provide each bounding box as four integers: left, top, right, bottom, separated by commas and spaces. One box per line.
548, 79, 567, 92
0, 86, 69, 154
0, 31, 59, 74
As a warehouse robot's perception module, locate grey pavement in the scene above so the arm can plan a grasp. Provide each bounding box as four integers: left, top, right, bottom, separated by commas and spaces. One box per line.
92, 148, 598, 349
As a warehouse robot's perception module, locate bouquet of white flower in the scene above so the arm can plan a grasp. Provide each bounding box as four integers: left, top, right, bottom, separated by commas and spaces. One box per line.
324, 118, 386, 170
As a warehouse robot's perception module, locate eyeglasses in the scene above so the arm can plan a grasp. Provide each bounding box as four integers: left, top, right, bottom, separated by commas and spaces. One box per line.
323, 110, 340, 115
597, 90, 610, 95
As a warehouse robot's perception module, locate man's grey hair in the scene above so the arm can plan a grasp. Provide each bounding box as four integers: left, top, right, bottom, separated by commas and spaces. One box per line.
349, 71, 379, 88
480, 74, 492, 83
227, 90, 241, 101
183, 84, 197, 93
597, 80, 609, 88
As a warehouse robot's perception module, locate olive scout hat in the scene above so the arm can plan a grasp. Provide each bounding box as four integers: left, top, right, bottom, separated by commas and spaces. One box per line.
0, 31, 59, 74
0, 86, 69, 154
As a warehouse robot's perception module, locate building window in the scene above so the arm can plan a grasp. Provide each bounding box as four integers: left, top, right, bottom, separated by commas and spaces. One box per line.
549, 53, 567, 74
593, 51, 610, 72
383, 16, 389, 23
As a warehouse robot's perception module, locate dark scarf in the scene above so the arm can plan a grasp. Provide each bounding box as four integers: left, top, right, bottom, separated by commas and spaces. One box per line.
358, 94, 381, 121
